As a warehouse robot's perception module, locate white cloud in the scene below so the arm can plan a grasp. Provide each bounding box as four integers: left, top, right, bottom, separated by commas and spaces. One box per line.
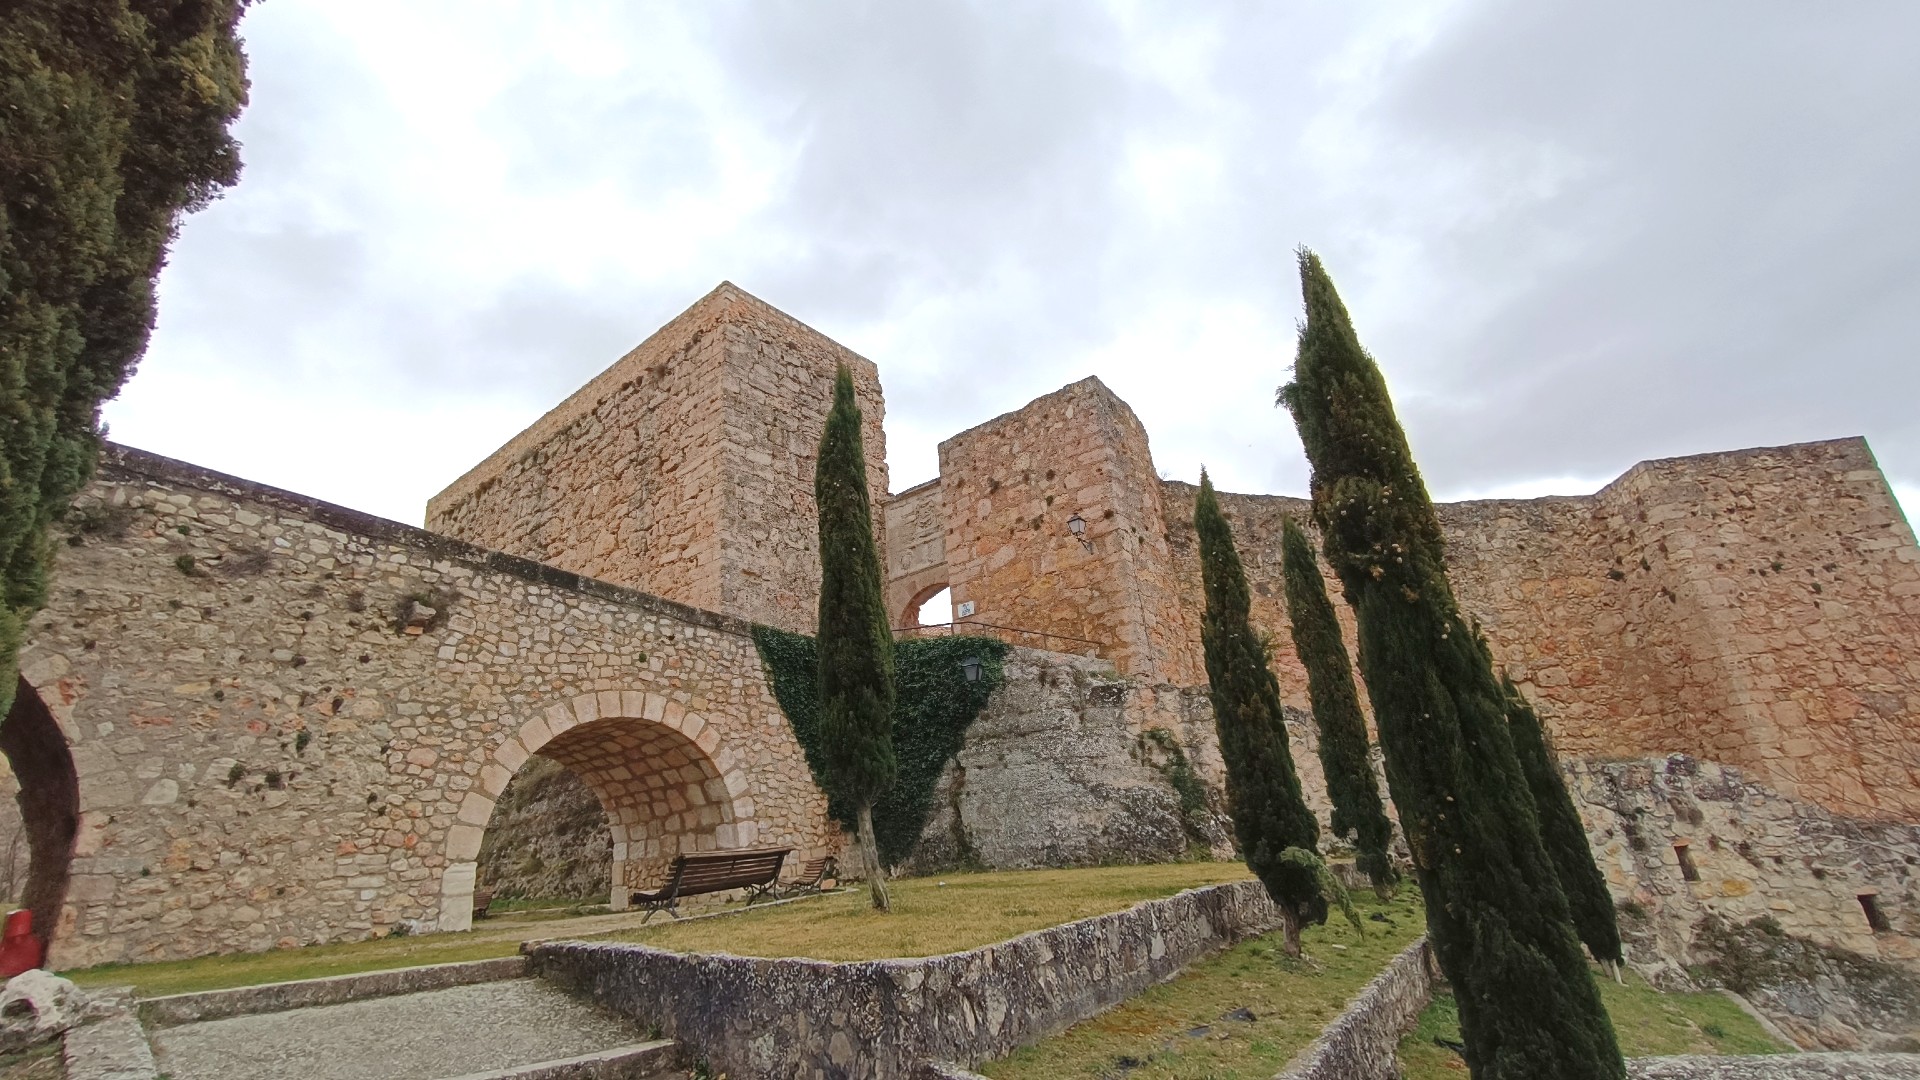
105, 0, 1920, 528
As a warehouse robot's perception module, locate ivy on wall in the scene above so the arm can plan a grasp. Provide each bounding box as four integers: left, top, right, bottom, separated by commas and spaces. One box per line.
752, 626, 1008, 866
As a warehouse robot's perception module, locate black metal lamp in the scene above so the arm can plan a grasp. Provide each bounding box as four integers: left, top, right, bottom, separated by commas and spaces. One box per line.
1066, 513, 1086, 537
960, 655, 983, 683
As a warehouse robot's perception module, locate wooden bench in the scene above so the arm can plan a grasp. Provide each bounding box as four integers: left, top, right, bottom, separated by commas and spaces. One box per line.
628, 847, 792, 923
472, 888, 494, 920
780, 855, 839, 898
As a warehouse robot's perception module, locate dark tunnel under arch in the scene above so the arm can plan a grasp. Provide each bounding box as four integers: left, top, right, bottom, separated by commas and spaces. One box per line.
1, 678, 80, 951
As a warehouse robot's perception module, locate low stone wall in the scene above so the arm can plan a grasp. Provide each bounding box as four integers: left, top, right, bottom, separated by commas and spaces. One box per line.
530, 880, 1281, 1079
1276, 937, 1435, 1080
1626, 1055, 1920, 1078
139, 955, 526, 1027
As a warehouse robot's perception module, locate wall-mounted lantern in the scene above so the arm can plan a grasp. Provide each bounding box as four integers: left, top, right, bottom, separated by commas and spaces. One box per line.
960, 655, 983, 683
1067, 512, 1092, 551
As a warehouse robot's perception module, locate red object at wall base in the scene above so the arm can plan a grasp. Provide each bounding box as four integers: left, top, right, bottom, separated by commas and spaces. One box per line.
0, 910, 44, 979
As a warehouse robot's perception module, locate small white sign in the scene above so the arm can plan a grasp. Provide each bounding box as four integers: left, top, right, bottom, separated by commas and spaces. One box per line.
956, 600, 976, 618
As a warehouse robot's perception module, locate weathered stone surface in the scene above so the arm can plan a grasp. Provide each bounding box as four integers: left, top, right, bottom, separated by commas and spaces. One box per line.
907, 648, 1232, 872
530, 880, 1283, 1080
1277, 938, 1435, 1080
1625, 1054, 1920, 1079
477, 756, 613, 903
0, 970, 89, 1054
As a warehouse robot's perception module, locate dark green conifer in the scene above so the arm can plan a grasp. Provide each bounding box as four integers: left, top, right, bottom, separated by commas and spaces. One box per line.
1504, 675, 1624, 968
1, 1, 251, 715
1194, 471, 1326, 956
1280, 516, 1398, 896
814, 364, 896, 911
1279, 248, 1624, 1079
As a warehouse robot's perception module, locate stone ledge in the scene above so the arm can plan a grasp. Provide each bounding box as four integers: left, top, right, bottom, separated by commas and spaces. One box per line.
1276, 936, 1435, 1080
439, 1038, 680, 1080
531, 880, 1283, 1080
63, 1010, 159, 1080
1626, 1054, 1920, 1078
138, 955, 527, 1027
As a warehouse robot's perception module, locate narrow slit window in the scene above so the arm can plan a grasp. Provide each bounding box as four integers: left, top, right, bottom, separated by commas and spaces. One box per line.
1860, 893, 1891, 933
1674, 842, 1699, 882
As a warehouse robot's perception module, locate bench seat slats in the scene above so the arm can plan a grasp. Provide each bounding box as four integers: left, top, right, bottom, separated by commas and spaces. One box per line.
628, 847, 793, 922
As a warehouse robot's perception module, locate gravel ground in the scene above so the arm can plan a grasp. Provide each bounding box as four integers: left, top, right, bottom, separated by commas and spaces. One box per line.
150, 979, 651, 1080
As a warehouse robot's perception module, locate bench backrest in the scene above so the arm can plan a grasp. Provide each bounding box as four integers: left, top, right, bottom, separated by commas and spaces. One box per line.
659, 848, 791, 898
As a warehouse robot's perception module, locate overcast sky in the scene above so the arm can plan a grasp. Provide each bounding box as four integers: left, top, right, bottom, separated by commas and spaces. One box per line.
106, 1, 1918, 529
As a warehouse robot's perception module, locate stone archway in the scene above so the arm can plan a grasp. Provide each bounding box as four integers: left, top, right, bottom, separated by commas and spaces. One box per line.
438, 691, 755, 931
0, 678, 80, 953
900, 581, 952, 629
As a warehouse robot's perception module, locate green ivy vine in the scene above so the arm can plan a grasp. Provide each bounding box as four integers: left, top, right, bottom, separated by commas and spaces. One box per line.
751, 625, 1008, 866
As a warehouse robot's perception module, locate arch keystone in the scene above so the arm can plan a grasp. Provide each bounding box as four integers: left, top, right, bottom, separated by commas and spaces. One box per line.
621, 690, 647, 718
596, 690, 622, 719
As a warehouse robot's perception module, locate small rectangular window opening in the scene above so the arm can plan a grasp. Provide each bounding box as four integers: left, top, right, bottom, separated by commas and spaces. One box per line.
1674, 842, 1700, 882
1860, 893, 1891, 933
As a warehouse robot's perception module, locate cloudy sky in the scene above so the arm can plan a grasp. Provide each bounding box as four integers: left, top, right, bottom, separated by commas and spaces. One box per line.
107, 0, 1918, 529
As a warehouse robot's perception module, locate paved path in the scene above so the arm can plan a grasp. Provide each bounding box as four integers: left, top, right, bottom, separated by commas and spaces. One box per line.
150, 979, 659, 1080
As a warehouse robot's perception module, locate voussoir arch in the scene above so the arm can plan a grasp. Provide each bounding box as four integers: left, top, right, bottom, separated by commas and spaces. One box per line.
437, 690, 757, 931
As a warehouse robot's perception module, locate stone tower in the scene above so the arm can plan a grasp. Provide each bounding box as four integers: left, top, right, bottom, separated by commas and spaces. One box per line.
427, 283, 888, 634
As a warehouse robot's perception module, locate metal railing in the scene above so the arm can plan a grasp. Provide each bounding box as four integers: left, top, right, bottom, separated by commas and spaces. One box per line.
892, 619, 1105, 657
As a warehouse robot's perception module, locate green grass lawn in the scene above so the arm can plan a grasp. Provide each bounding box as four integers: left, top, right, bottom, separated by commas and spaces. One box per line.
62, 862, 1252, 997
1397, 972, 1790, 1078
604, 862, 1256, 960
980, 888, 1428, 1080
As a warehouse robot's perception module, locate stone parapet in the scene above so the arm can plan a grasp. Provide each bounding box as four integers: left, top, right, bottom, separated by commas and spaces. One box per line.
1276, 937, 1436, 1080
529, 880, 1283, 1079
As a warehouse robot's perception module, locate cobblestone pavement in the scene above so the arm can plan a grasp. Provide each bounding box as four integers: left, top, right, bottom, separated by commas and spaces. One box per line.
150, 979, 655, 1080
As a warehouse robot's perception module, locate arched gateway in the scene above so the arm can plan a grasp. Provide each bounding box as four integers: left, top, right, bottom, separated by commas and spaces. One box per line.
21, 447, 839, 968
440, 692, 755, 930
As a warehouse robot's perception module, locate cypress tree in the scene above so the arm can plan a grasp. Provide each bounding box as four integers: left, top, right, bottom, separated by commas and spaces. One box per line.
1503, 675, 1624, 969
1194, 471, 1326, 957
1279, 248, 1623, 1079
1280, 516, 1398, 897
1, 1, 251, 716
814, 363, 896, 911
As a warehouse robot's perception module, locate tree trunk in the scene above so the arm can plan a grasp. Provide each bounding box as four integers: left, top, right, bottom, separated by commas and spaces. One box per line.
1280, 905, 1302, 958
858, 803, 890, 912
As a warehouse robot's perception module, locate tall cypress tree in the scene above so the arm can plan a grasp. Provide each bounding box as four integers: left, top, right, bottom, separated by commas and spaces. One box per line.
1279, 248, 1623, 1079
1, 1, 251, 716
1503, 675, 1624, 969
814, 363, 896, 911
1280, 516, 1398, 897
1195, 471, 1326, 956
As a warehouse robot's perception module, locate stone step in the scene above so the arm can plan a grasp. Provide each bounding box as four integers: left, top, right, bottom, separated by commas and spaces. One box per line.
437, 1038, 683, 1080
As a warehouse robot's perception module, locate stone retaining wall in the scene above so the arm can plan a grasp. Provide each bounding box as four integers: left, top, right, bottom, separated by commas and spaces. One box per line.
1626, 1055, 1920, 1078
529, 880, 1282, 1079
1275, 937, 1435, 1080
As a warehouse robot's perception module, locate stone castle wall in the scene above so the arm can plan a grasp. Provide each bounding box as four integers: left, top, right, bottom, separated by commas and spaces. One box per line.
21, 446, 837, 968
425, 283, 888, 636
883, 369, 1919, 824
935, 378, 1197, 680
